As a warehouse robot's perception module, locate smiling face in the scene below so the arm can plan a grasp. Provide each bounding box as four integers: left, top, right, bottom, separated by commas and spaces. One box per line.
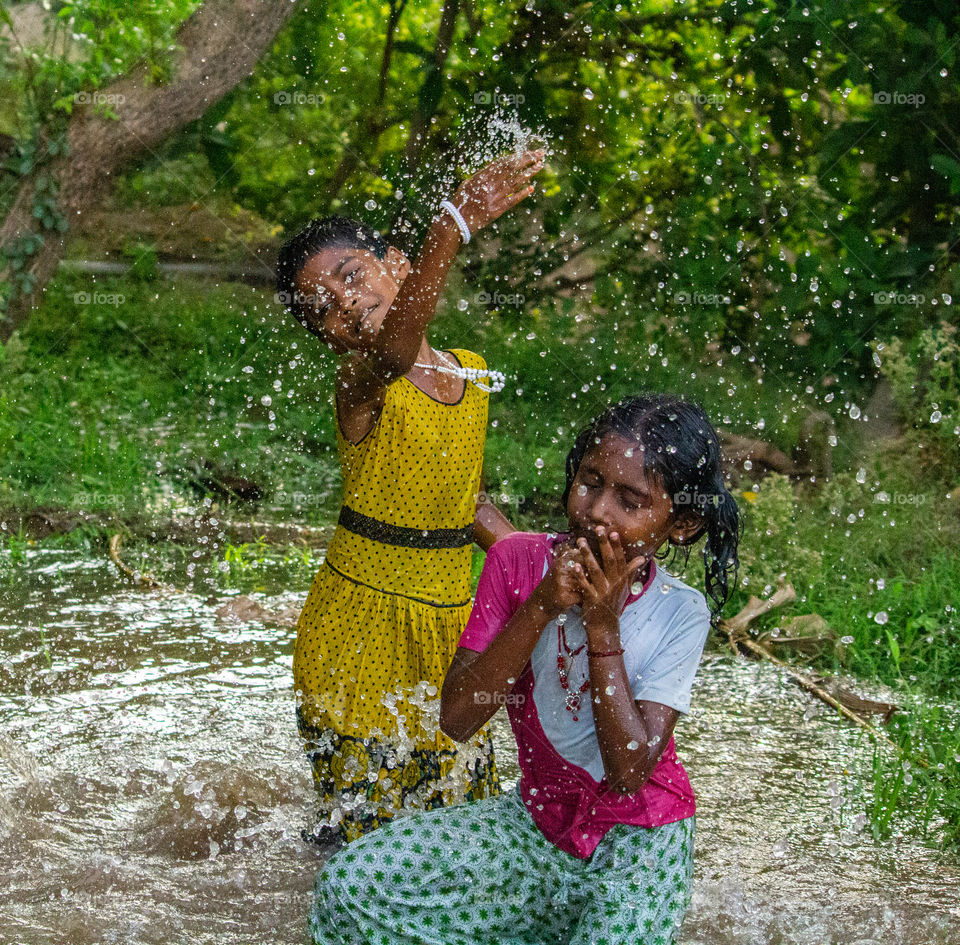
291, 246, 410, 354
565, 433, 702, 562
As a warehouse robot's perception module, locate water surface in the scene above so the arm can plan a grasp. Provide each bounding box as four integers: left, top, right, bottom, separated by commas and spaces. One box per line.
1, 549, 956, 944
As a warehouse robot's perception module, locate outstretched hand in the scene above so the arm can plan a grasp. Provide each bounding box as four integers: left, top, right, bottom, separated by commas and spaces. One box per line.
574, 528, 647, 638
452, 149, 545, 235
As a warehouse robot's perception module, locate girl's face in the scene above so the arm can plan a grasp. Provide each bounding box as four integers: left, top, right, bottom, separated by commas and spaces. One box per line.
566, 433, 701, 562
292, 246, 410, 354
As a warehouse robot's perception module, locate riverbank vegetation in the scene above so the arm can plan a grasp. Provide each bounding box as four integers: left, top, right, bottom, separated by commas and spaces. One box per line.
1, 271, 958, 849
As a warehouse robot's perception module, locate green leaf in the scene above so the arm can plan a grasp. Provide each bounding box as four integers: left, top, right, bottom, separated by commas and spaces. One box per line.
885, 629, 901, 670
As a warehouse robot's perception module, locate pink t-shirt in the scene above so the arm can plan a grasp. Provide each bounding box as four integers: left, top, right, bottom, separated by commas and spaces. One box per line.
459, 532, 710, 859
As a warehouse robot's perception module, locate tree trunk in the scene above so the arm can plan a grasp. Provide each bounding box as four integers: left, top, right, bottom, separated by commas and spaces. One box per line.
0, 0, 301, 341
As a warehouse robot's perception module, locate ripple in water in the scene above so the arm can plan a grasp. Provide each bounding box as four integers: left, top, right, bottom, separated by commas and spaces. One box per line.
0, 551, 957, 943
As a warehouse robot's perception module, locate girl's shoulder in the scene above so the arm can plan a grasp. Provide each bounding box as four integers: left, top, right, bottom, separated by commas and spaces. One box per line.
484, 531, 559, 587
445, 348, 487, 371
636, 566, 711, 630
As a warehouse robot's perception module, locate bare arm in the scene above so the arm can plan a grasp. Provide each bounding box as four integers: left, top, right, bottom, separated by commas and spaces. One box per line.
367, 150, 544, 382
575, 528, 676, 794
589, 655, 679, 795
440, 544, 582, 741
473, 478, 517, 551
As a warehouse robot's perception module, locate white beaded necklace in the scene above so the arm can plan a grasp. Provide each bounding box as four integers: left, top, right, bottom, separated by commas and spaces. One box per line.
413, 351, 506, 393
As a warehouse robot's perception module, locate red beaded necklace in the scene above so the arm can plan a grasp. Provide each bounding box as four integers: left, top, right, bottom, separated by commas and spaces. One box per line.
556, 618, 590, 721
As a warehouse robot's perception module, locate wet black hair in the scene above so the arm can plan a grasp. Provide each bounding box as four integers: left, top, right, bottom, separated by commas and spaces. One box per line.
562, 392, 741, 621
274, 216, 389, 327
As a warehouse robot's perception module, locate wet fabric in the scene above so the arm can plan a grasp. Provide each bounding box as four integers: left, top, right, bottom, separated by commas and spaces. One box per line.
293, 350, 500, 842
311, 787, 694, 945
459, 531, 710, 857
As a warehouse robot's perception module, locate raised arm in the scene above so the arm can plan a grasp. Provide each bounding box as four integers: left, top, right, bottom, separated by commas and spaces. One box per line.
367, 150, 544, 382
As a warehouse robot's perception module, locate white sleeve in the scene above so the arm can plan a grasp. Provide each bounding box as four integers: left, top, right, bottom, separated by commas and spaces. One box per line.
632, 596, 710, 714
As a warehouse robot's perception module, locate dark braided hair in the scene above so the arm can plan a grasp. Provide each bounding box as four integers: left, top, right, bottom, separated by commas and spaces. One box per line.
562, 393, 741, 621
275, 216, 388, 328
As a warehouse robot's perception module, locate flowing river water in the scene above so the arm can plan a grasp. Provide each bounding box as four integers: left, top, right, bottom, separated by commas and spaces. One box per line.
1, 547, 957, 944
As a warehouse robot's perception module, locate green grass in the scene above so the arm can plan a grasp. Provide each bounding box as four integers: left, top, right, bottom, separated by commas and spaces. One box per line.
1, 270, 959, 848
0, 273, 341, 519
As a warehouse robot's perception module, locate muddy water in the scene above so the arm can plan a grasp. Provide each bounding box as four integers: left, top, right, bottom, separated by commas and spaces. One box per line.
0, 548, 957, 944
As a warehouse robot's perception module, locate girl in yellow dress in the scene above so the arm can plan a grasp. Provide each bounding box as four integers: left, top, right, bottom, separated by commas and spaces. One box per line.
276, 150, 545, 844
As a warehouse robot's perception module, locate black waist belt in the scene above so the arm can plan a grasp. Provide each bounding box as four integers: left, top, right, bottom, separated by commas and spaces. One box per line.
338, 505, 473, 549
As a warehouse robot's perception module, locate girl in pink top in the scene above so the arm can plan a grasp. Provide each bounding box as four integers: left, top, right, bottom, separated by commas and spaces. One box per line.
311, 394, 741, 945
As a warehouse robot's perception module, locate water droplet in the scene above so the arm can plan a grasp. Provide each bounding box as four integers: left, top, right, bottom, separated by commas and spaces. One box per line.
457, 299, 469, 311
630, 581, 643, 595
874, 611, 889, 625
364, 199, 377, 211
605, 685, 616, 695
931, 410, 942, 423
848, 404, 861, 419
627, 740, 639, 750
534, 458, 544, 469
856, 467, 866, 483
841, 635, 854, 645
583, 88, 595, 100
877, 578, 885, 590
260, 395, 272, 407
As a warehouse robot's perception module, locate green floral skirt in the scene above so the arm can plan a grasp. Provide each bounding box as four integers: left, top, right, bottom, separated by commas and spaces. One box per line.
311, 787, 694, 944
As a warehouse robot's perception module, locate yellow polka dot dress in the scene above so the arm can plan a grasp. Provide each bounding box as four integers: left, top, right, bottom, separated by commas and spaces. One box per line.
294, 349, 499, 842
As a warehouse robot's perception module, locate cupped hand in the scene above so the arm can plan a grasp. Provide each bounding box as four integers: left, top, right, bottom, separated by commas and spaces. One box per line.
533, 539, 584, 619
452, 149, 545, 235
574, 528, 647, 636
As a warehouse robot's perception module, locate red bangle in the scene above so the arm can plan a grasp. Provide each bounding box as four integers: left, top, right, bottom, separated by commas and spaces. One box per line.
587, 647, 624, 659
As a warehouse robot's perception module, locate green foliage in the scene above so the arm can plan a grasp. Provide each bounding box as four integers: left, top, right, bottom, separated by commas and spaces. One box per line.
122, 240, 159, 281
735, 474, 823, 595
870, 705, 960, 848
0, 0, 199, 317
220, 537, 269, 585
124, 0, 954, 386
875, 321, 960, 475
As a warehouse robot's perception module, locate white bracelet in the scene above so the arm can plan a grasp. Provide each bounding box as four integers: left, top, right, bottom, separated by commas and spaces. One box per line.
439, 199, 471, 245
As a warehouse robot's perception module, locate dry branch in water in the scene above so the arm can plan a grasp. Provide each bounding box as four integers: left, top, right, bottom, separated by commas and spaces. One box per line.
722, 586, 899, 745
